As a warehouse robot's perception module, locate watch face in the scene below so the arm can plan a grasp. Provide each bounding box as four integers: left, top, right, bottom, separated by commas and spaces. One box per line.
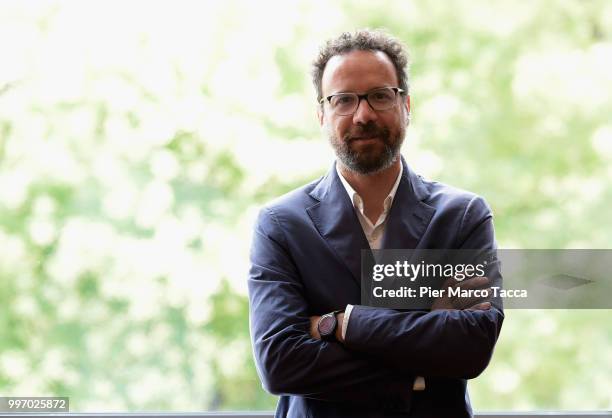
318, 314, 336, 335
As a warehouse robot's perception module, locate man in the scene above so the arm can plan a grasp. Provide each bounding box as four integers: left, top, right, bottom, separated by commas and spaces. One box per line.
248, 29, 503, 417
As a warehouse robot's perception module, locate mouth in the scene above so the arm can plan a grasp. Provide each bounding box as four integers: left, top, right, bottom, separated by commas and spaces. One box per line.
351, 136, 380, 142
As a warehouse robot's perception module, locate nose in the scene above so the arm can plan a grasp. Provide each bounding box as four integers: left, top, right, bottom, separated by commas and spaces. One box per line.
352, 96, 378, 125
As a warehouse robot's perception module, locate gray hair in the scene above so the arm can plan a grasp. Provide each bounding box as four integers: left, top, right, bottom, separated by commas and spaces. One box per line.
311, 29, 410, 104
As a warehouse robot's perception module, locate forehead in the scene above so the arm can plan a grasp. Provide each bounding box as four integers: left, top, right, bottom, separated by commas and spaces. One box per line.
321, 49, 398, 95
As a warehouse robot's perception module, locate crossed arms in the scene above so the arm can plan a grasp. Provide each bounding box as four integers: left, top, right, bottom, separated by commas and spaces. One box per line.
248, 202, 504, 408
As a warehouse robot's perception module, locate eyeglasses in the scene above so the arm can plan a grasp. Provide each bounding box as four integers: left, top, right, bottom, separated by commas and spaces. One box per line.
319, 87, 405, 116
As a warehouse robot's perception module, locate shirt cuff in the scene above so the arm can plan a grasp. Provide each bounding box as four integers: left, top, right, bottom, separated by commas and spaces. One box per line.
341, 304, 353, 340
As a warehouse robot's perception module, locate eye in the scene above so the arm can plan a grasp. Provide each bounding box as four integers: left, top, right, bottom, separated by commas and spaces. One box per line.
330, 94, 356, 107
371, 91, 393, 101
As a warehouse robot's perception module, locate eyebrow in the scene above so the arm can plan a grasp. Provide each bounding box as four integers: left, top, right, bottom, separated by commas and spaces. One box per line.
327, 86, 394, 96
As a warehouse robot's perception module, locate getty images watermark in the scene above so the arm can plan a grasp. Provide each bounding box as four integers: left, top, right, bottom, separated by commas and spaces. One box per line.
361, 249, 612, 309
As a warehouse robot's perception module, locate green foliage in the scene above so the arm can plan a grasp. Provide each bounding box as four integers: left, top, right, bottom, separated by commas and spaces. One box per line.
1, 0, 611, 412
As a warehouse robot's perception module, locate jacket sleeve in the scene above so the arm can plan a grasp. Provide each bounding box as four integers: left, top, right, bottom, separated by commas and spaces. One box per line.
248, 207, 414, 408
344, 195, 504, 379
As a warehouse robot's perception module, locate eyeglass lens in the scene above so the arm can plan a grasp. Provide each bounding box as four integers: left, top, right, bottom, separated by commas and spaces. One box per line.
330, 88, 397, 115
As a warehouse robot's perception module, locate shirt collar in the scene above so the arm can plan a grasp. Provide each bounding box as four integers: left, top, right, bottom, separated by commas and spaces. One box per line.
336, 161, 403, 214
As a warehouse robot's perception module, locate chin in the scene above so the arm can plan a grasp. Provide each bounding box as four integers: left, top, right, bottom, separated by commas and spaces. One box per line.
351, 150, 398, 174
350, 159, 388, 175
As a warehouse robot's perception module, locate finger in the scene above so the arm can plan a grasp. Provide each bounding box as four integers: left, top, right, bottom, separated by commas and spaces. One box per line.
440, 277, 457, 290
452, 288, 492, 309
456, 276, 489, 290
467, 301, 491, 311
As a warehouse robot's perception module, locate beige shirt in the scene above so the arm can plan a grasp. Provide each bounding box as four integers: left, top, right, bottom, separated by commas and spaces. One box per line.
336, 162, 426, 391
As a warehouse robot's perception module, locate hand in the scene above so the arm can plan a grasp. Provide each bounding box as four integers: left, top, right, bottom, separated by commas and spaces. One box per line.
431, 276, 492, 311
309, 315, 321, 340
309, 313, 345, 343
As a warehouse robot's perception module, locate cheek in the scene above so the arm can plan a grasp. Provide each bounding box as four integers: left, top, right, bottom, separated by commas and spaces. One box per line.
388, 112, 406, 131
325, 116, 349, 137
322, 118, 337, 140
335, 116, 354, 135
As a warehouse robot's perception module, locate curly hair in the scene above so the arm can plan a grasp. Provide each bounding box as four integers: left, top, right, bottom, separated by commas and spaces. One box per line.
311, 29, 410, 104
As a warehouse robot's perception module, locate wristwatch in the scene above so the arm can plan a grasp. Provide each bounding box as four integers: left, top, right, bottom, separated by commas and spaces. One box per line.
317, 310, 344, 342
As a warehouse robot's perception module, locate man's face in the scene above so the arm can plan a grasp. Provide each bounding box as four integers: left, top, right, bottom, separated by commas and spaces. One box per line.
318, 50, 410, 175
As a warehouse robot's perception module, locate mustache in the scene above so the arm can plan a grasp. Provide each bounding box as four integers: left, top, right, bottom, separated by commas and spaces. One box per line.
344, 123, 389, 142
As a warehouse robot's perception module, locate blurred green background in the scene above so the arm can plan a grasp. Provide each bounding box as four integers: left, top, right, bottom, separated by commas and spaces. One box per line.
1, 0, 611, 412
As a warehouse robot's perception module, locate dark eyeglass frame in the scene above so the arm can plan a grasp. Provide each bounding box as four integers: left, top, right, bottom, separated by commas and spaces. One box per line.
319, 86, 405, 115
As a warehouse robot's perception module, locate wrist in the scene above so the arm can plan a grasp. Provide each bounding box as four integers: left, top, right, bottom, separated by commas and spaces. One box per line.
310, 316, 321, 339
317, 309, 344, 342
335, 312, 345, 343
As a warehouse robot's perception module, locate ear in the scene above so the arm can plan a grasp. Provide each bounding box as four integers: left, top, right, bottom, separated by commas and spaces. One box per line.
404, 94, 411, 125
317, 105, 324, 127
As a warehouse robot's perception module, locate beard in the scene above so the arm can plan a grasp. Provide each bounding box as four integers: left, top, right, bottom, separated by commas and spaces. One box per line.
326, 120, 405, 175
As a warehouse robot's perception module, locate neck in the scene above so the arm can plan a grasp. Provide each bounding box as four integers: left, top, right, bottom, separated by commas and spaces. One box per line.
338, 158, 401, 209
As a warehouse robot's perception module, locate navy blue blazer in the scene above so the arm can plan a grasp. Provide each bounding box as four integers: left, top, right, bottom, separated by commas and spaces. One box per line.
248, 157, 504, 417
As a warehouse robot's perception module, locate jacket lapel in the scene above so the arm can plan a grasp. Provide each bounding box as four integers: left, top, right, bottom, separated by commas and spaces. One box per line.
380, 158, 436, 250
306, 158, 436, 287
306, 164, 370, 287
